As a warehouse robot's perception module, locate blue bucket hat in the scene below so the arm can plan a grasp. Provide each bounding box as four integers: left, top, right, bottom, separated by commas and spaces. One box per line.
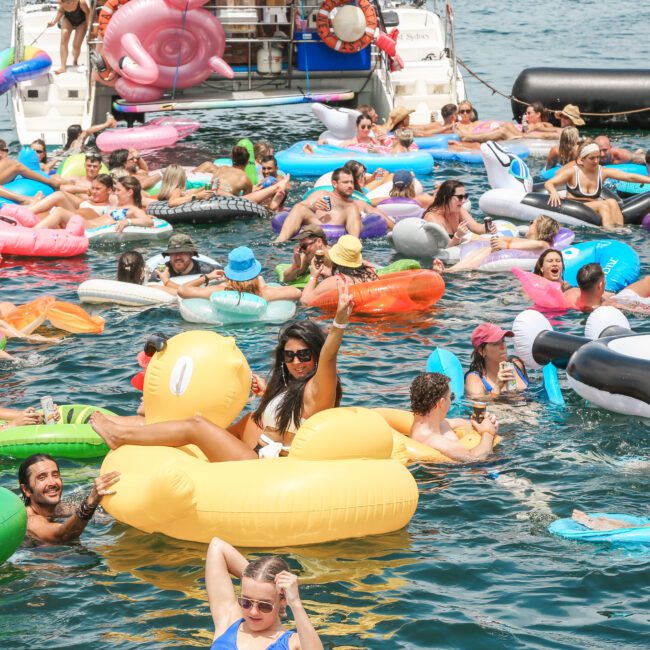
224, 246, 262, 281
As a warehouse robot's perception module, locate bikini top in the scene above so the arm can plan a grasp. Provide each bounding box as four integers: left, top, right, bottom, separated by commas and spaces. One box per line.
211, 618, 293, 650
567, 166, 602, 200
467, 361, 529, 394
109, 208, 129, 221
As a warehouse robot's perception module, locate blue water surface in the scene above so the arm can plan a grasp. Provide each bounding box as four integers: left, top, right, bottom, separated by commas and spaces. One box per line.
1, 1, 649, 648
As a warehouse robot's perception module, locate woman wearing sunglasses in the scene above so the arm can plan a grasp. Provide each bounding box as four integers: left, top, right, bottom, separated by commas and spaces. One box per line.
206, 536, 323, 649
91, 281, 352, 460
451, 100, 522, 145
337, 114, 382, 152
422, 180, 487, 246
30, 139, 57, 174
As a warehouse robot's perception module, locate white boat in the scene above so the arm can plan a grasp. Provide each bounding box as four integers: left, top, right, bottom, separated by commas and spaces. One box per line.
10, 0, 465, 143
11, 0, 97, 147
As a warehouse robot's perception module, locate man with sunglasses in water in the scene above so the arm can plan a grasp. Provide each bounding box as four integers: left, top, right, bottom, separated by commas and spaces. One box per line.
281, 225, 329, 283
18, 453, 120, 543
273, 168, 361, 243
409, 372, 498, 462
0, 138, 63, 204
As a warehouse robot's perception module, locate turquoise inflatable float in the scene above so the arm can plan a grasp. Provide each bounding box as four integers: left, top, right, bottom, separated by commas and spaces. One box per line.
549, 513, 650, 544
275, 141, 434, 177
0, 487, 26, 564
0, 147, 54, 207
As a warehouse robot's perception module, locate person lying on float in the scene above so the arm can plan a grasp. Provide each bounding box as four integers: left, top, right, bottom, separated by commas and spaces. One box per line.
409, 372, 499, 463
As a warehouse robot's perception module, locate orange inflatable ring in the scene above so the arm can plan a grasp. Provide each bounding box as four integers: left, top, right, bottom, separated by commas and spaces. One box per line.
316, 0, 378, 54
308, 270, 445, 315
98, 0, 130, 37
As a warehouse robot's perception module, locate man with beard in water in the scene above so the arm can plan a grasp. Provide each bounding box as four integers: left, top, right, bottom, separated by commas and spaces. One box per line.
18, 454, 120, 543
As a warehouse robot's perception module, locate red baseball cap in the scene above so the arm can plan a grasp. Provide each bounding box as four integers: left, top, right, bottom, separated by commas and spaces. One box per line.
471, 323, 514, 348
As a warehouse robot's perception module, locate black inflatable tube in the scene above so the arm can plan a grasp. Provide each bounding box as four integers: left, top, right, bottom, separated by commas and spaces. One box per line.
532, 331, 589, 369
621, 192, 650, 225
147, 197, 271, 224
511, 68, 650, 129
567, 335, 650, 403
521, 193, 602, 226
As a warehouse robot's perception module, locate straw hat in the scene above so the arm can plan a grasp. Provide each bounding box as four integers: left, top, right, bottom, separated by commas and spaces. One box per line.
328, 235, 363, 268
384, 106, 415, 132
554, 104, 585, 126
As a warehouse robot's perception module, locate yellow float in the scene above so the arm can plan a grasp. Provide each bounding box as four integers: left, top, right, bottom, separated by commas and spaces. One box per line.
101, 331, 419, 547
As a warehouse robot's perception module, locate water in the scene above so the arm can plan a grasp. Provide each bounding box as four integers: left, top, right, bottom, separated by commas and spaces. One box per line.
1, 1, 650, 647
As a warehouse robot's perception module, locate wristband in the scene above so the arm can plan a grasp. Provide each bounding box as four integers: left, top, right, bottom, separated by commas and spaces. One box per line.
76, 498, 97, 521
331, 320, 347, 329
203, 274, 209, 286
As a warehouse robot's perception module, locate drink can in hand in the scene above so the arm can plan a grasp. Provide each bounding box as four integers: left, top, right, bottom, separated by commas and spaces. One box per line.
323, 195, 332, 211
41, 396, 58, 425
472, 402, 487, 423
500, 361, 518, 392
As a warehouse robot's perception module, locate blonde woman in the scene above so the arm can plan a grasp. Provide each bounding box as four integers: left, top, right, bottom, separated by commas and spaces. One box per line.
157, 165, 214, 207
545, 126, 582, 170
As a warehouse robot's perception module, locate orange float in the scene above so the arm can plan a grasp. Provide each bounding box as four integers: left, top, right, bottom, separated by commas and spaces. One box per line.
308, 270, 445, 315
0, 297, 104, 335
316, 0, 378, 54
98, 0, 130, 38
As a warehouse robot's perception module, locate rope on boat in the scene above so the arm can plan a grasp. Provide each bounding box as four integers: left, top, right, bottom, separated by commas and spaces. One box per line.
455, 56, 650, 117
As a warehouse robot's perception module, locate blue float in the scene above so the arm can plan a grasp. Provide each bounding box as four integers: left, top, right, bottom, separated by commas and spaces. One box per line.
425, 347, 465, 402
549, 513, 650, 543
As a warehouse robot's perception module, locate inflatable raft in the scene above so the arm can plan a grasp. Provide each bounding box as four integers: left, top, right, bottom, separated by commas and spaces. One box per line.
308, 270, 445, 315
57, 153, 109, 179
275, 141, 434, 177
179, 291, 296, 326
549, 513, 650, 544
479, 141, 650, 227
78, 279, 176, 307
96, 117, 199, 152
147, 196, 270, 224
0, 488, 26, 565
86, 217, 173, 243
0, 404, 113, 459
0, 45, 51, 96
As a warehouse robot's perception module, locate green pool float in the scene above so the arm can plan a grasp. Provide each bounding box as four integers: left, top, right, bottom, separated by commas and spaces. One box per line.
0, 404, 114, 460
213, 137, 258, 185
275, 259, 422, 288
0, 487, 26, 565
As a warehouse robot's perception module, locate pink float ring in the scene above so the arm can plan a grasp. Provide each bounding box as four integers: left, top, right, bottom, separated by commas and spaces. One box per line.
103, 0, 233, 102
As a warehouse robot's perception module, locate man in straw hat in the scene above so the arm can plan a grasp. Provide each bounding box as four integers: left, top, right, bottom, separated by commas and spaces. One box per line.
554, 104, 585, 128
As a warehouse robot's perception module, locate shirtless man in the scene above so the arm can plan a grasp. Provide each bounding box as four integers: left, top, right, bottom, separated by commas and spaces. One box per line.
273, 168, 361, 243
596, 135, 645, 166
0, 139, 62, 204
563, 263, 612, 312
211, 146, 253, 196
18, 453, 120, 543
411, 103, 458, 137
108, 148, 160, 191
409, 372, 499, 462
281, 225, 329, 283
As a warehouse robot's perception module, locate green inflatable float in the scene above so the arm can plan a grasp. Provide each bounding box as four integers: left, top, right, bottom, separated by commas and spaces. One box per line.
56, 153, 109, 178
0, 404, 114, 460
275, 259, 422, 288
0, 487, 26, 565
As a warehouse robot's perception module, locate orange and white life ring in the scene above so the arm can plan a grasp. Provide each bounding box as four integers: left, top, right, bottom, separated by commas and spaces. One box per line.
316, 0, 378, 55
98, 0, 130, 37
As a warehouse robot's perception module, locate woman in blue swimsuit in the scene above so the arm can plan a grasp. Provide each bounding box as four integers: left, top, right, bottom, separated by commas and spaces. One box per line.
206, 536, 323, 650
464, 323, 529, 398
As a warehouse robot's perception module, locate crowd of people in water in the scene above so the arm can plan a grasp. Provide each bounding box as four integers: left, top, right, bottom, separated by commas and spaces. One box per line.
3, 96, 650, 648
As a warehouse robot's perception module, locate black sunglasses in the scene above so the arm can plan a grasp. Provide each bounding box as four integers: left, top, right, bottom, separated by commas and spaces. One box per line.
238, 596, 275, 614
458, 109, 472, 114
453, 194, 468, 200
283, 348, 313, 363
144, 333, 168, 357
33, 148, 45, 154
86, 154, 102, 161
0, 148, 8, 152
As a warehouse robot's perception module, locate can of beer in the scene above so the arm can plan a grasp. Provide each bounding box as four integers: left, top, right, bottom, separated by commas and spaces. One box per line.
472, 402, 487, 423
41, 396, 58, 425
323, 195, 332, 211
483, 216, 493, 234
500, 361, 518, 392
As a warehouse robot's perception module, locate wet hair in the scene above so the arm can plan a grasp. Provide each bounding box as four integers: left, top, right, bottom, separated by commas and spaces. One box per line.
531, 215, 560, 243
252, 320, 342, 434
528, 101, 548, 121
108, 148, 129, 170
332, 167, 352, 183
94, 173, 114, 191
254, 140, 273, 162
158, 164, 187, 201
331, 263, 378, 282
260, 154, 278, 167
243, 555, 290, 583
577, 262, 604, 291
117, 250, 146, 284
64, 124, 83, 151
18, 453, 58, 505
231, 145, 250, 168
31, 139, 48, 163
557, 127, 581, 165
356, 113, 373, 127
395, 128, 414, 148
224, 277, 261, 296
410, 372, 450, 416
425, 179, 465, 213
533, 248, 565, 279
441, 103, 457, 120
342, 160, 366, 192
117, 175, 143, 207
